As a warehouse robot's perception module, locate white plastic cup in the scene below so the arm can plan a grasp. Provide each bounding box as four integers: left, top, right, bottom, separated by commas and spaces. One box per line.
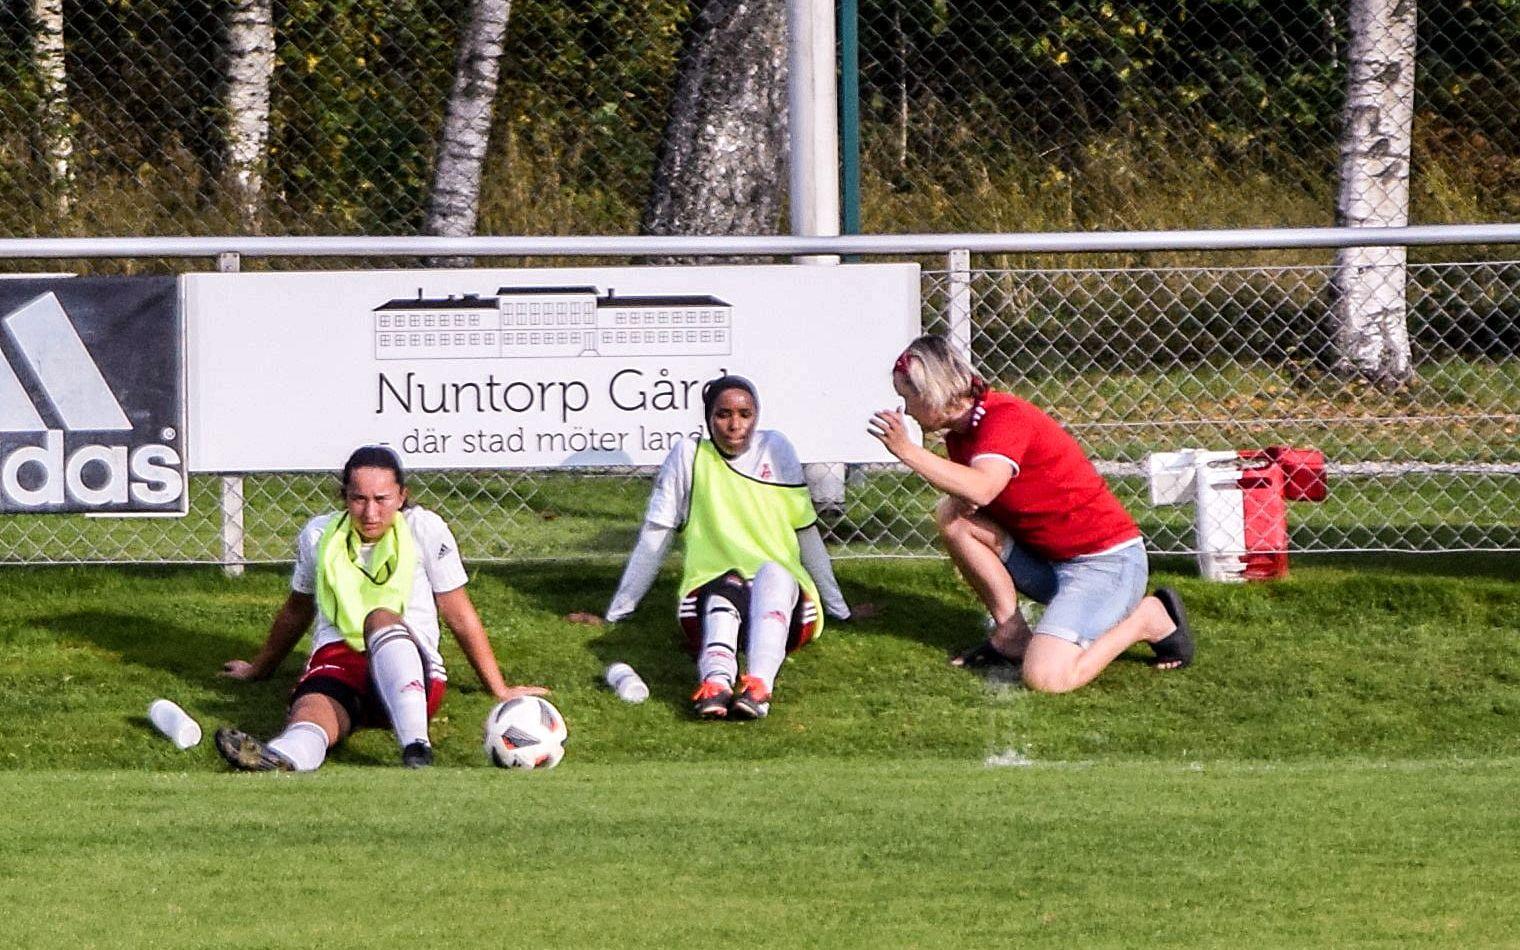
604, 662, 649, 704
148, 698, 202, 750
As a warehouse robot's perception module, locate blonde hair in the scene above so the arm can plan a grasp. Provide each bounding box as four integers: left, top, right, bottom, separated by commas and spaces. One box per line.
892, 335, 983, 413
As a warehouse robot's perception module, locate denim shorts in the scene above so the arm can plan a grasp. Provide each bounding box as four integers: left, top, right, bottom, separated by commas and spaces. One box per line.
1000, 537, 1149, 647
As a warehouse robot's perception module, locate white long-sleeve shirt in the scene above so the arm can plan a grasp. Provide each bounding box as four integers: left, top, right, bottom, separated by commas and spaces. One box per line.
605, 432, 850, 622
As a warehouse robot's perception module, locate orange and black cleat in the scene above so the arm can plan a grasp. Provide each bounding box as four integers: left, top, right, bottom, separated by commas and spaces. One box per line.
729, 674, 772, 720
691, 679, 734, 719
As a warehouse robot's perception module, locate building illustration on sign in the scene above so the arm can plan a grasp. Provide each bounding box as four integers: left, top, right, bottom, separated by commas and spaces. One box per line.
372, 285, 734, 360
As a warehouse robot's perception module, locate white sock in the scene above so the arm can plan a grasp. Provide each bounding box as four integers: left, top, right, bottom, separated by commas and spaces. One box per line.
697, 594, 741, 687
368, 624, 430, 750
746, 563, 799, 691
266, 720, 329, 772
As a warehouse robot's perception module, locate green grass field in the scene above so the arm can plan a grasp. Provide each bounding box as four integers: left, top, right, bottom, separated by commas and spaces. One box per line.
3, 555, 1519, 946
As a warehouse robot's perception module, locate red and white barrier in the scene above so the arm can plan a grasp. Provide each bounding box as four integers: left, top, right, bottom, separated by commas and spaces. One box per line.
1148, 446, 1326, 582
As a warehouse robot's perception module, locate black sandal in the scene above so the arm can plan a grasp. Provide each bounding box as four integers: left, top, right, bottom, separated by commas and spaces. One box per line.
1150, 588, 1195, 669
950, 638, 1019, 669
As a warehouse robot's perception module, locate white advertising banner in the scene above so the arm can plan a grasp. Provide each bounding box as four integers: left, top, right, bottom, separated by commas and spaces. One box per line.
186, 264, 920, 472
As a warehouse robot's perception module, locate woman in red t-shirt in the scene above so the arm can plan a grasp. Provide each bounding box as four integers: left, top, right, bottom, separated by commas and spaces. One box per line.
867, 335, 1194, 692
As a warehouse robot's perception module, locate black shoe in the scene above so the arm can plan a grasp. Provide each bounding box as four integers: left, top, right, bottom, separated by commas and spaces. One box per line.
401, 740, 434, 769
950, 638, 1019, 669
1150, 588, 1195, 669
214, 727, 296, 772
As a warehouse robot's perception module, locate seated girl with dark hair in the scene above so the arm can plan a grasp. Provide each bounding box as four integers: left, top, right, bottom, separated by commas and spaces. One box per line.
570, 375, 873, 720
216, 445, 547, 771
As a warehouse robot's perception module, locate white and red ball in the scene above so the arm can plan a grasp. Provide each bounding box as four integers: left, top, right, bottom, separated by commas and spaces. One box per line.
483, 696, 567, 770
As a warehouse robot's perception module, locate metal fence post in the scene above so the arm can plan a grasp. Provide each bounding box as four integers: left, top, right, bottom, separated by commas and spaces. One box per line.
216, 251, 246, 578
788, 0, 841, 266
947, 248, 971, 359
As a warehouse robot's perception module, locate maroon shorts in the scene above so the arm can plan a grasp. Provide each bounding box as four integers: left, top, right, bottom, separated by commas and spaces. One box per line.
292, 640, 445, 729
676, 570, 820, 657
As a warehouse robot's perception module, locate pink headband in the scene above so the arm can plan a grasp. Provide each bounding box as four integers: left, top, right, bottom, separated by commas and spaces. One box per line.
895, 346, 988, 398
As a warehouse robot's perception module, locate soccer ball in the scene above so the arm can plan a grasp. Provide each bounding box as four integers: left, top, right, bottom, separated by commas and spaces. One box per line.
483, 696, 568, 770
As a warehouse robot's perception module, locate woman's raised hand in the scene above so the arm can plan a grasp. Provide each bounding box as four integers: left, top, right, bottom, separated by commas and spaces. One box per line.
868, 409, 913, 458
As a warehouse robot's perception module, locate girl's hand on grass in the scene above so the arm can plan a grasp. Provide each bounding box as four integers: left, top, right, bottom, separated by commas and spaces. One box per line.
565, 611, 606, 626
848, 602, 882, 621
220, 659, 259, 680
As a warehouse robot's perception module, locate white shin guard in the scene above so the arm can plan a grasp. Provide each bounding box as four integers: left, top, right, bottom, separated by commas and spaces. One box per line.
367, 623, 430, 751
698, 595, 741, 687
746, 562, 800, 690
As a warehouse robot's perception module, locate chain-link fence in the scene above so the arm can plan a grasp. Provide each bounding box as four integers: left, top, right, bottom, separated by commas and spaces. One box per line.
0, 2, 1516, 243
0, 2, 1514, 565
924, 257, 1520, 560
0, 247, 1514, 566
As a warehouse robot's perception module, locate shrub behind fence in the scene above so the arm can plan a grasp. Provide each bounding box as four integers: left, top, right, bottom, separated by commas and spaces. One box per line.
1, 2, 1516, 241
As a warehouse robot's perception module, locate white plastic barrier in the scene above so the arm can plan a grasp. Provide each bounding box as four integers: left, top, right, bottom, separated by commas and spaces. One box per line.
1149, 447, 1323, 582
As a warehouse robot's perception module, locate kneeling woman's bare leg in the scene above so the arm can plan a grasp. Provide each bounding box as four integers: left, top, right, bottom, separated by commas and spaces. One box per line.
1020, 596, 1177, 694
935, 497, 1033, 659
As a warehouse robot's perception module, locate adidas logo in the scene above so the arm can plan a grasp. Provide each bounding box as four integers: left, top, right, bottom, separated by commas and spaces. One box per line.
0, 292, 132, 432
0, 292, 183, 510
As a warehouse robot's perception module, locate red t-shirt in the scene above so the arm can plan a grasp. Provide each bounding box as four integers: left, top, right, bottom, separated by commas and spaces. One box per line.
945, 391, 1140, 561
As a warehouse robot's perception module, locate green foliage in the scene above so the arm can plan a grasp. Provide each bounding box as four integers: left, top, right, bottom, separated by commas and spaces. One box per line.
268, 0, 463, 232
484, 0, 688, 229
0, 6, 41, 232
0, 1, 1504, 243
0, 0, 1513, 238
64, 0, 224, 174
859, 0, 1345, 173
860, 0, 1520, 221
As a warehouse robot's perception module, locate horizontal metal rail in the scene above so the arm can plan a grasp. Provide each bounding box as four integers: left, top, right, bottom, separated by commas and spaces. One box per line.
2, 224, 1520, 259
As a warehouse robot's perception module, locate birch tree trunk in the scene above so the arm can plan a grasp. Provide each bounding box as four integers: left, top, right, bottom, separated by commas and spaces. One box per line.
642, 0, 789, 236
224, 0, 276, 233
1331, 0, 1417, 387
31, 0, 72, 218
425, 0, 512, 242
